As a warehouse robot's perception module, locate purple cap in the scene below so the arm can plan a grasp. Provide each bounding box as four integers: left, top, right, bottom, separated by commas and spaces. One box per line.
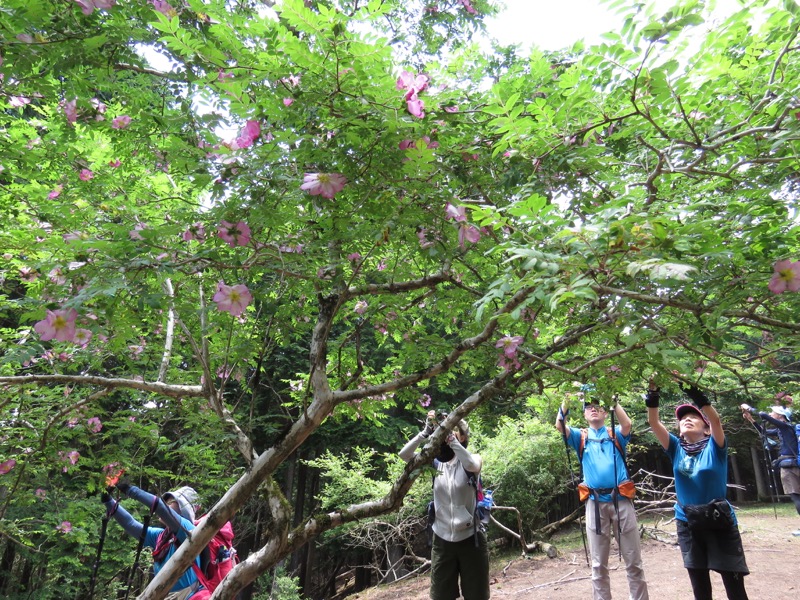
675, 403, 709, 425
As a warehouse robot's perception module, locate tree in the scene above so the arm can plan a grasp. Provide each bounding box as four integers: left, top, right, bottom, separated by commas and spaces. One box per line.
1, 0, 799, 598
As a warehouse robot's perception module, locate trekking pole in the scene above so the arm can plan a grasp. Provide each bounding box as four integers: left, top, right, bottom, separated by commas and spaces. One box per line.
123, 499, 156, 600
609, 397, 622, 560
751, 420, 779, 520
559, 402, 590, 567
90, 494, 119, 598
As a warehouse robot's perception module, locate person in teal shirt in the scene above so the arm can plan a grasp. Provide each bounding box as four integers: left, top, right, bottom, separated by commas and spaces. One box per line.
647, 382, 749, 600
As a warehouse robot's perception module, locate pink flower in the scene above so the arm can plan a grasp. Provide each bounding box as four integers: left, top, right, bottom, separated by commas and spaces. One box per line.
419, 393, 432, 408
377, 260, 387, 271
108, 159, 121, 168
406, 94, 425, 118
354, 300, 368, 314
768, 259, 800, 294
10, 96, 31, 107
48, 185, 63, 199
79, 169, 94, 181
182, 222, 206, 242
111, 115, 131, 129
63, 99, 78, 124
0, 459, 16, 475
56, 521, 72, 534
217, 220, 251, 247
417, 228, 435, 249
496, 335, 523, 358
73, 0, 115, 15
300, 172, 347, 199
283, 98, 294, 107
213, 282, 253, 317
129, 223, 146, 240
151, 0, 176, 17
459, 0, 477, 14
35, 488, 47, 500
87, 417, 102, 433
347, 252, 361, 262
444, 105, 459, 113
59, 450, 80, 472
498, 354, 521, 372
74, 328, 92, 346
34, 308, 78, 342
396, 71, 429, 94
445, 202, 467, 222
232, 120, 261, 149
459, 224, 481, 247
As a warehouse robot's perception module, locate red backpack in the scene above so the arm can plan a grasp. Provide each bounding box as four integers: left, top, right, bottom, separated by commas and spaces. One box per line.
192, 518, 238, 593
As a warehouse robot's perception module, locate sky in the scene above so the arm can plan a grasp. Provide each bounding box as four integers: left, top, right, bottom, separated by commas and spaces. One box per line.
482, 0, 745, 51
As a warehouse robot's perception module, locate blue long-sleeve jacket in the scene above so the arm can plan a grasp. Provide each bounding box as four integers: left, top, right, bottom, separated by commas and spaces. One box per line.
102, 486, 201, 594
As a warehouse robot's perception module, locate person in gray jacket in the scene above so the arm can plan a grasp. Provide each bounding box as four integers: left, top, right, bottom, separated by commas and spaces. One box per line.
400, 410, 489, 600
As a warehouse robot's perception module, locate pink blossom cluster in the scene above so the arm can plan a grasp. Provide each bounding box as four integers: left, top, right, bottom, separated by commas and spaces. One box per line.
33, 308, 93, 346
768, 259, 800, 294
444, 202, 481, 248
396, 70, 429, 118
458, 0, 477, 15
230, 120, 261, 150
151, 0, 177, 17
0, 459, 16, 475
496, 335, 523, 371
73, 0, 115, 16
301, 172, 347, 199
217, 220, 251, 247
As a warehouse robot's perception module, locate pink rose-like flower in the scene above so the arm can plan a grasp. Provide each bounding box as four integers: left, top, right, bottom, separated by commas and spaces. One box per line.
419, 393, 432, 408
56, 521, 72, 534
73, 328, 92, 346
10, 96, 31, 107
283, 98, 294, 107
129, 223, 146, 240
459, 0, 477, 14
213, 282, 253, 317
768, 259, 800, 294
151, 0, 176, 17
36, 488, 47, 500
63, 99, 78, 124
109, 159, 121, 168
217, 220, 251, 247
347, 252, 361, 262
444, 105, 459, 113
496, 335, 523, 358
232, 120, 261, 149
354, 300, 368, 314
0, 459, 16, 475
300, 173, 347, 199
396, 71, 429, 94
34, 308, 78, 342
87, 417, 102, 433
417, 228, 435, 249
79, 169, 94, 181
48, 185, 63, 199
406, 94, 425, 118
445, 202, 467, 222
111, 115, 131, 129
73, 0, 115, 15
182, 222, 206, 242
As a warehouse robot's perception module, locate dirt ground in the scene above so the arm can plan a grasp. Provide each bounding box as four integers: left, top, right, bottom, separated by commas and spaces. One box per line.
351, 505, 799, 600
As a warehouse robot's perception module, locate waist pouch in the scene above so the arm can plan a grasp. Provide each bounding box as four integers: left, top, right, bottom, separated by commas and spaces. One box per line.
577, 480, 635, 503
682, 498, 734, 531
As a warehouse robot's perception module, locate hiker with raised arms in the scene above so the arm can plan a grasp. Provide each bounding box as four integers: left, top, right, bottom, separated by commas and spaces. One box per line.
740, 402, 800, 536
555, 385, 649, 600
101, 481, 211, 600
399, 409, 489, 600
647, 380, 750, 600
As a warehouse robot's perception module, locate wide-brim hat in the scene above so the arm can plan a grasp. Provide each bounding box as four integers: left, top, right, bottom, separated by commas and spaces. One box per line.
675, 404, 709, 425
770, 406, 793, 421
162, 486, 198, 522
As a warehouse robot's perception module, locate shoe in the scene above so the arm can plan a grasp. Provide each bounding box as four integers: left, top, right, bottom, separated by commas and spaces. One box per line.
792, 530, 800, 537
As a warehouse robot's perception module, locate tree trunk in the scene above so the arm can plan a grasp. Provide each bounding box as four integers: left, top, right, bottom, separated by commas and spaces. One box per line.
728, 452, 746, 503
750, 445, 768, 500
0, 541, 16, 594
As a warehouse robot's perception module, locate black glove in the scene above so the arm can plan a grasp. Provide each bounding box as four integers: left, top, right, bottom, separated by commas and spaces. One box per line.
115, 479, 132, 495
644, 388, 660, 408
420, 416, 436, 438
100, 490, 112, 503
682, 385, 710, 408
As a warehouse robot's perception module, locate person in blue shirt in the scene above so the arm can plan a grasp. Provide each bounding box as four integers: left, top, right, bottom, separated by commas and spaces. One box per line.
556, 394, 649, 600
740, 403, 800, 536
101, 483, 210, 599
647, 383, 749, 600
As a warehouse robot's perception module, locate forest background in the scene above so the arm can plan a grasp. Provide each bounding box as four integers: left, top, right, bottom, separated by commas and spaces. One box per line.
1, 0, 799, 599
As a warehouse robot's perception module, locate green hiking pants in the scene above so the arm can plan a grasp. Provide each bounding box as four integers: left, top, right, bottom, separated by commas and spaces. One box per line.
430, 532, 489, 600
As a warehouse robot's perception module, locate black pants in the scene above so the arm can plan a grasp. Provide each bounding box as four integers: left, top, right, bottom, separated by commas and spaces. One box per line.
687, 568, 748, 600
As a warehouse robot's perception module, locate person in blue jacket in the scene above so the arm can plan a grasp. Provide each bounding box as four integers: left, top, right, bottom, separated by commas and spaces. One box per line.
647, 382, 749, 600
740, 403, 800, 535
101, 483, 210, 599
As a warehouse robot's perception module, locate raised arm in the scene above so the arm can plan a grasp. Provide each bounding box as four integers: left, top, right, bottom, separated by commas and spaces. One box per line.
645, 386, 670, 449
399, 410, 435, 462
684, 385, 725, 447
613, 399, 632, 437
